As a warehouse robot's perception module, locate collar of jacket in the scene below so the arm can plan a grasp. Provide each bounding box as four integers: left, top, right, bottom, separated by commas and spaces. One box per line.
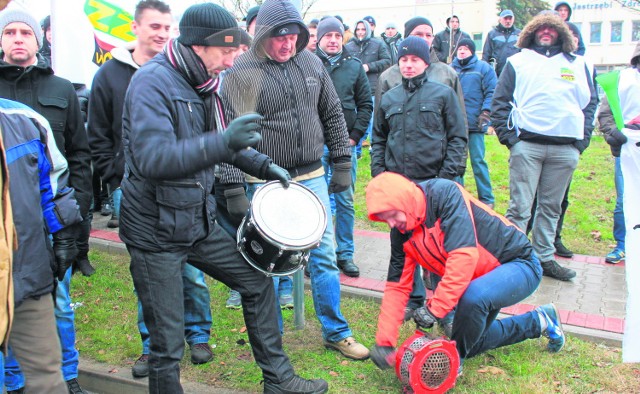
402, 71, 427, 92
497, 24, 515, 34
531, 44, 575, 61
0, 53, 52, 77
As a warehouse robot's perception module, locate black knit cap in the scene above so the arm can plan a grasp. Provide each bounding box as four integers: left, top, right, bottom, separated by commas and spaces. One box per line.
178, 3, 241, 47
244, 6, 260, 26
456, 38, 476, 53
404, 16, 432, 38
397, 36, 430, 65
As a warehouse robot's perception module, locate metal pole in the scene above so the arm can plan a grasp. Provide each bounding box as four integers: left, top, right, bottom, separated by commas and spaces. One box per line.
293, 269, 305, 330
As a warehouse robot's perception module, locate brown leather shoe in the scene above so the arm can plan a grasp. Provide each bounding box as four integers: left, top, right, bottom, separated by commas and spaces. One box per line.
323, 337, 369, 360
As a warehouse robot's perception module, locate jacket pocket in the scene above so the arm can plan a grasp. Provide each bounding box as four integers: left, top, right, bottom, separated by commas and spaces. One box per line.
38, 96, 68, 133
155, 181, 205, 244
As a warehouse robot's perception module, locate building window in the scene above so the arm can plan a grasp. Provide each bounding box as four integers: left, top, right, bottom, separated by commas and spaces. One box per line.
590, 22, 601, 44
472, 33, 482, 52
611, 21, 622, 43
633, 21, 640, 42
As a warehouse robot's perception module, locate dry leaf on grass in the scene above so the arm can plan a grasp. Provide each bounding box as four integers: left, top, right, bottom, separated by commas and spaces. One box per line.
340, 360, 349, 365
329, 371, 339, 377
590, 230, 602, 241
108, 368, 118, 374
477, 366, 506, 375
240, 326, 247, 333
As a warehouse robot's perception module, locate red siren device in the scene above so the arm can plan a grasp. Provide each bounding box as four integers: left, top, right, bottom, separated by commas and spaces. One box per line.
395, 331, 460, 393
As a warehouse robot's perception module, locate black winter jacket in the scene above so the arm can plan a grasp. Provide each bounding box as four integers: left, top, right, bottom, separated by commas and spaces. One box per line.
0, 54, 92, 216
88, 47, 137, 192
345, 22, 392, 95
432, 28, 471, 63
316, 51, 373, 143
371, 75, 467, 181
481, 24, 521, 77
120, 53, 275, 252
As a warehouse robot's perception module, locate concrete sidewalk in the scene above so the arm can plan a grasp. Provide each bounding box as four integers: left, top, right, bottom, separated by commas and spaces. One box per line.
82, 213, 627, 392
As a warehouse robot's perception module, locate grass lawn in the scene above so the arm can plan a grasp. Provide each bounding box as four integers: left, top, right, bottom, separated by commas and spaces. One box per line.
73, 134, 635, 392
73, 250, 640, 393
355, 134, 617, 257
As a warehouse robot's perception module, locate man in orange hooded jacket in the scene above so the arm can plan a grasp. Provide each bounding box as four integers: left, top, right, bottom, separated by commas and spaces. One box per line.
365, 172, 566, 371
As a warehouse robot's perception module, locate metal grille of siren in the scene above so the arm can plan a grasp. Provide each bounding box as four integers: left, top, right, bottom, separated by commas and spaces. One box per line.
399, 335, 431, 384
422, 350, 452, 388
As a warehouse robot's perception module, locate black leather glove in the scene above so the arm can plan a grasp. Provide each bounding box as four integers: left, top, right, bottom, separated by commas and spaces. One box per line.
604, 128, 628, 157
52, 225, 79, 281
328, 161, 352, 194
223, 187, 250, 223
264, 163, 291, 188
413, 306, 438, 330
370, 345, 396, 370
223, 113, 263, 152
477, 110, 491, 129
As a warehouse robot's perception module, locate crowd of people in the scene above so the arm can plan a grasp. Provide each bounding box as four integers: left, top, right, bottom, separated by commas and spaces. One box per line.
0, 0, 636, 392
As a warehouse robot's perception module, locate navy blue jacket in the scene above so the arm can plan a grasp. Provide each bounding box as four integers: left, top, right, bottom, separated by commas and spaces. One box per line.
451, 55, 497, 133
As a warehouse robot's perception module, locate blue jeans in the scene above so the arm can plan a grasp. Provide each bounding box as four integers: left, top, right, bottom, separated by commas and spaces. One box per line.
321, 146, 358, 261
247, 176, 352, 342
128, 222, 293, 392
4, 268, 78, 389
356, 96, 375, 157
613, 157, 625, 251
111, 187, 122, 217
453, 255, 543, 359
469, 133, 494, 205
137, 263, 212, 354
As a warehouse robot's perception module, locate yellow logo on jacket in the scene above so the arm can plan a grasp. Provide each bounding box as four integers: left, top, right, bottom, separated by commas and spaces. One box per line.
560, 67, 575, 81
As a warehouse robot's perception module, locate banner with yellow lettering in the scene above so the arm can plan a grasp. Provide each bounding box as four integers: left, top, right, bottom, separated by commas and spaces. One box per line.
51, 0, 137, 87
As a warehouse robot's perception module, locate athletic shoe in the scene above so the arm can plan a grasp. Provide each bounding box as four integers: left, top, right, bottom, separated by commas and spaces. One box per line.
536, 303, 565, 353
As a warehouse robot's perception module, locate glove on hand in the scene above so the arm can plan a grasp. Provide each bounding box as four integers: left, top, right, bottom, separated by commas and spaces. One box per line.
477, 110, 491, 129
413, 306, 438, 330
370, 345, 397, 370
223, 113, 263, 152
328, 161, 352, 194
52, 225, 79, 281
604, 128, 628, 157
264, 163, 291, 188
223, 187, 250, 223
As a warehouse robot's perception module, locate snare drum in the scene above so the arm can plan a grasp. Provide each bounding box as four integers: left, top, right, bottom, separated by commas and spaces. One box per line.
237, 181, 327, 276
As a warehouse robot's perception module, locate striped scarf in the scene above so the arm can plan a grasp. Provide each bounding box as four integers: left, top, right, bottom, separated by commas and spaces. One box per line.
164, 39, 226, 130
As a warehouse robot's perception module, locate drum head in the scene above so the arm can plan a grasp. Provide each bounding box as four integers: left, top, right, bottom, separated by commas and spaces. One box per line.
250, 181, 327, 249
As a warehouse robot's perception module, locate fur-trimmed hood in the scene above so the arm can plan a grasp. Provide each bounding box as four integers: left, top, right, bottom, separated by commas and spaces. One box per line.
632, 41, 640, 67
517, 12, 576, 54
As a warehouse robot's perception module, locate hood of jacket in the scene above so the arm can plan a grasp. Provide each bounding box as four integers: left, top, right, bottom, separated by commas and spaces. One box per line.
252, 0, 309, 57
352, 19, 372, 43
554, 1, 572, 21
110, 42, 139, 69
632, 41, 640, 66
366, 172, 426, 232
517, 12, 575, 54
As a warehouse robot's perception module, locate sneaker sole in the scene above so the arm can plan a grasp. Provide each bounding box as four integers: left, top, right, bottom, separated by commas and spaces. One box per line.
323, 342, 370, 360
225, 305, 242, 310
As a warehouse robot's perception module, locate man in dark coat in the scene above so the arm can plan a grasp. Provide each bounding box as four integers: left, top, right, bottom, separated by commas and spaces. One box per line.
482, 9, 521, 77
432, 15, 471, 63
119, 3, 325, 393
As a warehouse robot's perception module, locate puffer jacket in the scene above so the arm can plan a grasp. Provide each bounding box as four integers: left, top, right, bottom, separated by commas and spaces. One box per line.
0, 54, 92, 217
371, 74, 467, 181
481, 24, 521, 77
0, 98, 82, 307
432, 27, 471, 63
366, 172, 534, 347
451, 55, 497, 133
220, 0, 350, 183
88, 46, 137, 192
316, 50, 373, 143
345, 20, 392, 95
120, 51, 275, 252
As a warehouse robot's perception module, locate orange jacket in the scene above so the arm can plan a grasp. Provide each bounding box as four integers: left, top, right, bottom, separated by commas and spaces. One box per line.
367, 172, 533, 347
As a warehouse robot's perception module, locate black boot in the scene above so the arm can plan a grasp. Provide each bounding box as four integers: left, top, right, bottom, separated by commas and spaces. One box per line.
337, 259, 360, 277
541, 260, 576, 281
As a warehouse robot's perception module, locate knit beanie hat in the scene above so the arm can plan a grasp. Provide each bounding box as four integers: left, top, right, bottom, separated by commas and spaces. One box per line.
456, 38, 476, 53
397, 36, 430, 65
317, 16, 344, 41
0, 8, 42, 48
178, 3, 240, 47
404, 16, 432, 38
244, 5, 260, 27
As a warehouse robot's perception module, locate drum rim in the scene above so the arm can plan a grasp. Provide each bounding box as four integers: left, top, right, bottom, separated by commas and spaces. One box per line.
248, 180, 327, 249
